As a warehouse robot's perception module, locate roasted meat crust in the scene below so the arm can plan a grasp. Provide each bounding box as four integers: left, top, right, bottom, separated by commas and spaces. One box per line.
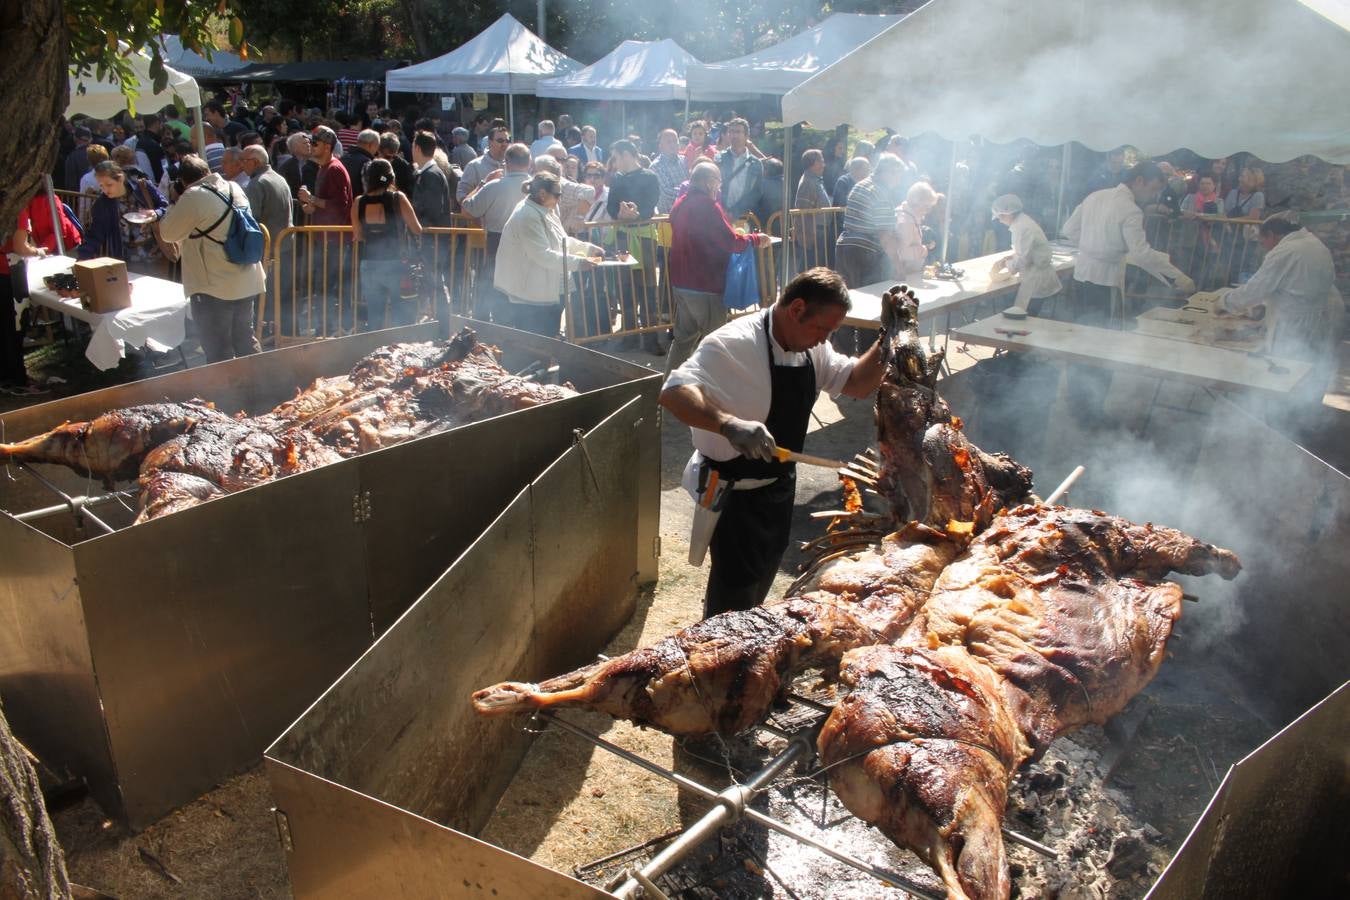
0, 330, 578, 522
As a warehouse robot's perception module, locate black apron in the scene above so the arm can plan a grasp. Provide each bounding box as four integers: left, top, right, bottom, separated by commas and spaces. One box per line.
704, 312, 817, 618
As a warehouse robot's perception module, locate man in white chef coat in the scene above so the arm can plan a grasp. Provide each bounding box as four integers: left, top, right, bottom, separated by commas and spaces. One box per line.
1062, 161, 1195, 419
661, 269, 895, 619
1219, 215, 1343, 404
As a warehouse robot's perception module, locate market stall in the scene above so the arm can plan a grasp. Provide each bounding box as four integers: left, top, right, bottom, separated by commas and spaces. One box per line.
229, 60, 405, 113
384, 13, 580, 133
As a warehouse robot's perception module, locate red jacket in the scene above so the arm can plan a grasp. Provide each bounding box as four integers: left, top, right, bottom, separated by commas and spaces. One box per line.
1, 195, 83, 275
668, 190, 753, 294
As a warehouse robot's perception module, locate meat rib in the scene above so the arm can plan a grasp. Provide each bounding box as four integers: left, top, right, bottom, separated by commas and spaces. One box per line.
472, 529, 957, 735
820, 504, 1242, 900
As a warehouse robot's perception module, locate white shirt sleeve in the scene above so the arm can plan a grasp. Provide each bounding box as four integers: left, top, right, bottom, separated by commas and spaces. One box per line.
1222, 240, 1289, 313
811, 340, 858, 398
1120, 203, 1183, 285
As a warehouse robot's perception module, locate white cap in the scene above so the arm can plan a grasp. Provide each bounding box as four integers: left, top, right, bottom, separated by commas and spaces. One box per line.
991, 193, 1023, 219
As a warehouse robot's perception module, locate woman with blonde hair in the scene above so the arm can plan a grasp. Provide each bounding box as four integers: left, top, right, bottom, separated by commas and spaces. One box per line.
1225, 166, 1265, 220
894, 180, 943, 282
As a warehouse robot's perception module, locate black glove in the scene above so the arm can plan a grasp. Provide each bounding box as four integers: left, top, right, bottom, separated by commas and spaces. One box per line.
720, 417, 776, 462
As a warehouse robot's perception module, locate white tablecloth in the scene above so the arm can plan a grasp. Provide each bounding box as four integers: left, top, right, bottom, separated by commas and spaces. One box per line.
25, 255, 189, 370
844, 247, 1077, 329
951, 314, 1310, 395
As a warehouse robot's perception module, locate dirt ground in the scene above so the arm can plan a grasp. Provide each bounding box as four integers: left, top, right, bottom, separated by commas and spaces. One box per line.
31, 328, 1350, 897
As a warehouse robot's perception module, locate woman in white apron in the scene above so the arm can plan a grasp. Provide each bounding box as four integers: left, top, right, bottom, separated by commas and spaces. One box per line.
991, 194, 1062, 316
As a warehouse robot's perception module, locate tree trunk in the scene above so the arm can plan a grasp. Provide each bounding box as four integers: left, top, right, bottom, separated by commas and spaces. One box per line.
0, 703, 71, 899
398, 0, 432, 59
0, 0, 67, 245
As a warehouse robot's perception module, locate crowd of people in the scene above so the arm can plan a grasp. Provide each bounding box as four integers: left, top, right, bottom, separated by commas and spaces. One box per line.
6, 95, 1342, 399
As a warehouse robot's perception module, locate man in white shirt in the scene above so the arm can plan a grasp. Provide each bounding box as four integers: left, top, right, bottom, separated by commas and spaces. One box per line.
1061, 161, 1194, 417
662, 268, 894, 618
1220, 216, 1343, 403
529, 120, 562, 160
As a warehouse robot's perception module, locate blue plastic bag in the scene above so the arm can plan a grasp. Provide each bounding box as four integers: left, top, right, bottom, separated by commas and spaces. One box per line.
723, 245, 759, 310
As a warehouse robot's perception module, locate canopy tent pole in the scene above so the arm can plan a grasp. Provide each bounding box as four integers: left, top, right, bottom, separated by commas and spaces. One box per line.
940, 138, 957, 263
44, 175, 66, 257
1054, 142, 1072, 236
683, 94, 690, 127
508, 93, 515, 136
192, 105, 207, 156
780, 125, 792, 290
621, 101, 627, 137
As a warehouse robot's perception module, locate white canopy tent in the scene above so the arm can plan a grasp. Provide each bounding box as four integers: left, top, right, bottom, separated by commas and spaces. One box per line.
536, 39, 701, 102
67, 52, 201, 120
782, 0, 1350, 164
780, 0, 1350, 271
384, 13, 581, 130
685, 13, 903, 101
158, 36, 247, 79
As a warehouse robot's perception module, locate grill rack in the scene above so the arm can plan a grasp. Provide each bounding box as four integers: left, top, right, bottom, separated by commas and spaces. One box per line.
534, 689, 1060, 900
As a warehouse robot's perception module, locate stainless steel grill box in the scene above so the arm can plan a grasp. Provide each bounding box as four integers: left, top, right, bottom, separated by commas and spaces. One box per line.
0, 319, 661, 828
263, 393, 1348, 899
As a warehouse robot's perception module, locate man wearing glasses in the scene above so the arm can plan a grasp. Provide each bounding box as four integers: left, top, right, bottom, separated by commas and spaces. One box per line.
458, 126, 510, 204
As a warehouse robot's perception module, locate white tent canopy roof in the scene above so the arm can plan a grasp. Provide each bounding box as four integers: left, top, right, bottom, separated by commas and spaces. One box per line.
536, 39, 700, 101
158, 35, 247, 79
67, 49, 201, 119
782, 0, 1350, 163
386, 13, 580, 95
686, 13, 903, 100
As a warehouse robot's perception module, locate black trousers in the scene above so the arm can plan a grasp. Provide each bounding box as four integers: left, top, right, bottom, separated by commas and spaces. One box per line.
704, 474, 796, 619
1066, 281, 1114, 416
507, 299, 561, 337
0, 269, 26, 385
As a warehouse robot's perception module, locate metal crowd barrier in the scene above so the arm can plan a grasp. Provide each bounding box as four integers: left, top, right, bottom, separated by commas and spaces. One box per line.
265, 225, 485, 347
1134, 213, 1266, 307
765, 206, 845, 287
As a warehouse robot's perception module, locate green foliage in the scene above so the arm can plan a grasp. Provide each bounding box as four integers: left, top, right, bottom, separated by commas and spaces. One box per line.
67, 0, 247, 111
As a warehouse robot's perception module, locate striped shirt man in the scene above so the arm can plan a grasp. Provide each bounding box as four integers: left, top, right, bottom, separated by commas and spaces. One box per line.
836, 176, 897, 253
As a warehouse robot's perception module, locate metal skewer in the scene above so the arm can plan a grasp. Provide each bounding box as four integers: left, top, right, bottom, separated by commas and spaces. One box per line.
536, 712, 945, 900
1045, 465, 1086, 505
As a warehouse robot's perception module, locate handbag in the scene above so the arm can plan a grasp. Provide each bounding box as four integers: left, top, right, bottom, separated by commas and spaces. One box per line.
138, 181, 181, 263
723, 245, 760, 310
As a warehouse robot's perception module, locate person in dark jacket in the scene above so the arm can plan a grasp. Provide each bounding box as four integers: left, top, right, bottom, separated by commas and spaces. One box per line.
340, 130, 378, 195
666, 162, 770, 372
379, 132, 415, 196
411, 131, 456, 328
78, 160, 169, 273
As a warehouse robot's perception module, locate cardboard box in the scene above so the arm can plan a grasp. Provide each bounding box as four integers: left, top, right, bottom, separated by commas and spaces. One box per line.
73, 257, 131, 313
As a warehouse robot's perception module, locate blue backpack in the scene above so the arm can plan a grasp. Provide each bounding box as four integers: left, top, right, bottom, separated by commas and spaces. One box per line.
194, 182, 265, 265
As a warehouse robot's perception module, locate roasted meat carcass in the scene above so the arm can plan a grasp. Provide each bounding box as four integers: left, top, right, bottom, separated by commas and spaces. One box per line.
0, 401, 229, 483
876, 286, 1032, 532
820, 644, 1027, 900
820, 505, 1242, 900
473, 528, 957, 735
3, 329, 579, 524
134, 420, 345, 522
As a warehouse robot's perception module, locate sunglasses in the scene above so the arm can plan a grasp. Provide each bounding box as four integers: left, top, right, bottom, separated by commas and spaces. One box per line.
493, 137, 510, 144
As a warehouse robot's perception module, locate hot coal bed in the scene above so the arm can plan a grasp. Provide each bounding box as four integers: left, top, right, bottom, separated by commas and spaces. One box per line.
266, 354, 1346, 900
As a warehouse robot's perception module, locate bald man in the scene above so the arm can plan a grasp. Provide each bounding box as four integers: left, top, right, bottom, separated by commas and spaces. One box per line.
241, 144, 293, 250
